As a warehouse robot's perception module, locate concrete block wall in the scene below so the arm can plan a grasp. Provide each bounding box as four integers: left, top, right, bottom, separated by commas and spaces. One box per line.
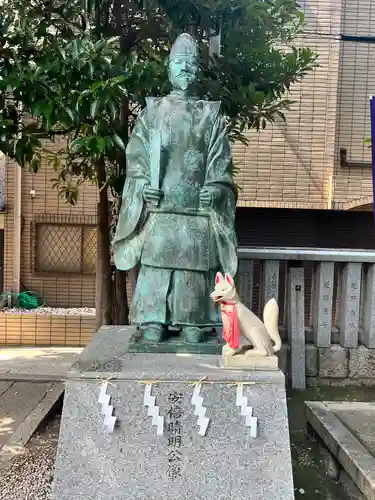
279, 343, 375, 385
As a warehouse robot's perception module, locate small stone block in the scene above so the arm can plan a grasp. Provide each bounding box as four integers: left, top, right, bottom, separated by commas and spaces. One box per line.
306, 344, 318, 377
221, 353, 279, 371
349, 345, 375, 379
319, 345, 348, 378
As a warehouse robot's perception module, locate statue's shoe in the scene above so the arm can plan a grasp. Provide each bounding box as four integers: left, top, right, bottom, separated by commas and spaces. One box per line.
182, 327, 204, 344
141, 324, 167, 343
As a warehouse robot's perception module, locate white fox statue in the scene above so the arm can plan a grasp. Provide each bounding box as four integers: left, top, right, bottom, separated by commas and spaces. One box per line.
211, 272, 282, 361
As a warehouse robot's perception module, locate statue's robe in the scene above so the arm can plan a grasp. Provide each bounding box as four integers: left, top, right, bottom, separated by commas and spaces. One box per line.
113, 93, 238, 327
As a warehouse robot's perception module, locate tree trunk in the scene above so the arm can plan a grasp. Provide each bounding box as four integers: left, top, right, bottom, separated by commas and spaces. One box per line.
95, 158, 113, 330
94, 0, 130, 327
112, 96, 131, 325
114, 269, 128, 324
110, 195, 129, 325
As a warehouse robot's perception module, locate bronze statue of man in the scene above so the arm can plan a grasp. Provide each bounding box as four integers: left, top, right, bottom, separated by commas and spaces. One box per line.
113, 33, 238, 344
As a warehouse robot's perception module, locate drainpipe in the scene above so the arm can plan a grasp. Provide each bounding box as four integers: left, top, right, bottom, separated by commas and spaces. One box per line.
0, 152, 5, 212
327, 174, 333, 210
13, 163, 21, 295
13, 102, 22, 296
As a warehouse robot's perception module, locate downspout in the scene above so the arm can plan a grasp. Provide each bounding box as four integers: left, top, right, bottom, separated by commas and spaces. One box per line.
13, 162, 21, 294
13, 102, 22, 295
0, 152, 5, 212
327, 174, 333, 210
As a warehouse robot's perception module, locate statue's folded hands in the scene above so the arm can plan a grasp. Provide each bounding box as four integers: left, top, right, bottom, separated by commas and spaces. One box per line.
199, 186, 222, 208
143, 185, 163, 207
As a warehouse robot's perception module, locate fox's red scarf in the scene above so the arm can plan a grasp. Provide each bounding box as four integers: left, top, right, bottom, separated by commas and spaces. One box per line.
221, 302, 239, 350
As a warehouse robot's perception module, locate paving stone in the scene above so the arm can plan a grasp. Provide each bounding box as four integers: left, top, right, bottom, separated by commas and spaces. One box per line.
0, 382, 50, 448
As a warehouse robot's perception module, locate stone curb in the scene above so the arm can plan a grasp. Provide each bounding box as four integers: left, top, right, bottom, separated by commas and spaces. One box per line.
305, 401, 375, 499
0, 382, 64, 468
0, 373, 67, 383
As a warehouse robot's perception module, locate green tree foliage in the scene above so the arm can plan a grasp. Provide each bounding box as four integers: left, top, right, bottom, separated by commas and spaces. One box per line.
0, 0, 316, 195
0, 0, 169, 200
0, 0, 317, 325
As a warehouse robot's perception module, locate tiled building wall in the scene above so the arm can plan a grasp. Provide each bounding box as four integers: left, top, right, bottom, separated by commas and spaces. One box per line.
236, 0, 342, 210
332, 0, 375, 207
4, 145, 98, 307
236, 0, 375, 211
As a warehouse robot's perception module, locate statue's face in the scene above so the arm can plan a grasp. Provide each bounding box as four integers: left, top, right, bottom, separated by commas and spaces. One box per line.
169, 55, 198, 91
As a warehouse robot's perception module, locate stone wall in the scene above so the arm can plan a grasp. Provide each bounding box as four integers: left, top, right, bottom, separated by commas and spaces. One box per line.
279, 343, 375, 385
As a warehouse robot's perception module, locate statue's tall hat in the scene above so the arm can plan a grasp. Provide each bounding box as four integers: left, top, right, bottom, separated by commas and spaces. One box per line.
170, 33, 199, 59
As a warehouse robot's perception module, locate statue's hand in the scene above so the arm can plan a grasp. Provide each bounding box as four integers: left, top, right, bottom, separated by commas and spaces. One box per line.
200, 186, 220, 208
143, 185, 163, 207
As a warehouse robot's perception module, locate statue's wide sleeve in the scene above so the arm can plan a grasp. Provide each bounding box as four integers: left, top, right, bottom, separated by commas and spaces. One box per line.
205, 113, 238, 277
113, 108, 150, 271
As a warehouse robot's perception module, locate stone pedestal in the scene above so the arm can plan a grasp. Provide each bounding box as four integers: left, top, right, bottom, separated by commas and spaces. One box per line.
51, 326, 294, 500
221, 353, 279, 370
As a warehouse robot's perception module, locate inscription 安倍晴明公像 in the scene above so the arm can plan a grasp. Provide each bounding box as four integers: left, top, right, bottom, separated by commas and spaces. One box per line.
166, 391, 184, 479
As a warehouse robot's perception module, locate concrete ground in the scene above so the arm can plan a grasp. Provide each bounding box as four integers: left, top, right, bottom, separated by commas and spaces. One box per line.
306, 401, 375, 500
0, 347, 82, 468
0, 347, 83, 381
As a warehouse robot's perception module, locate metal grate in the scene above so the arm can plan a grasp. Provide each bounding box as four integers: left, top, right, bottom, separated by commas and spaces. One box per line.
34, 223, 97, 275
82, 226, 97, 274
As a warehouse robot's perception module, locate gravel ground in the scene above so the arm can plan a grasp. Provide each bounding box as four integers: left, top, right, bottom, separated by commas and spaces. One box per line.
0, 414, 60, 500
1, 307, 95, 315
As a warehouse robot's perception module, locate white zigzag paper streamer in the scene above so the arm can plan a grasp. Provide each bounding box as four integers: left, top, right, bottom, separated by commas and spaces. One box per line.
191, 383, 210, 436
98, 382, 117, 433
143, 384, 164, 436
236, 384, 258, 438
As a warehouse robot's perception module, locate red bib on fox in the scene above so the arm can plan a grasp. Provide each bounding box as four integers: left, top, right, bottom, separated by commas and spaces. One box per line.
221, 303, 239, 350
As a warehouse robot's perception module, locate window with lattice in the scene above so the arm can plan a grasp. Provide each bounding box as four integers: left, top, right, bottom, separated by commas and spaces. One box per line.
35, 224, 97, 274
